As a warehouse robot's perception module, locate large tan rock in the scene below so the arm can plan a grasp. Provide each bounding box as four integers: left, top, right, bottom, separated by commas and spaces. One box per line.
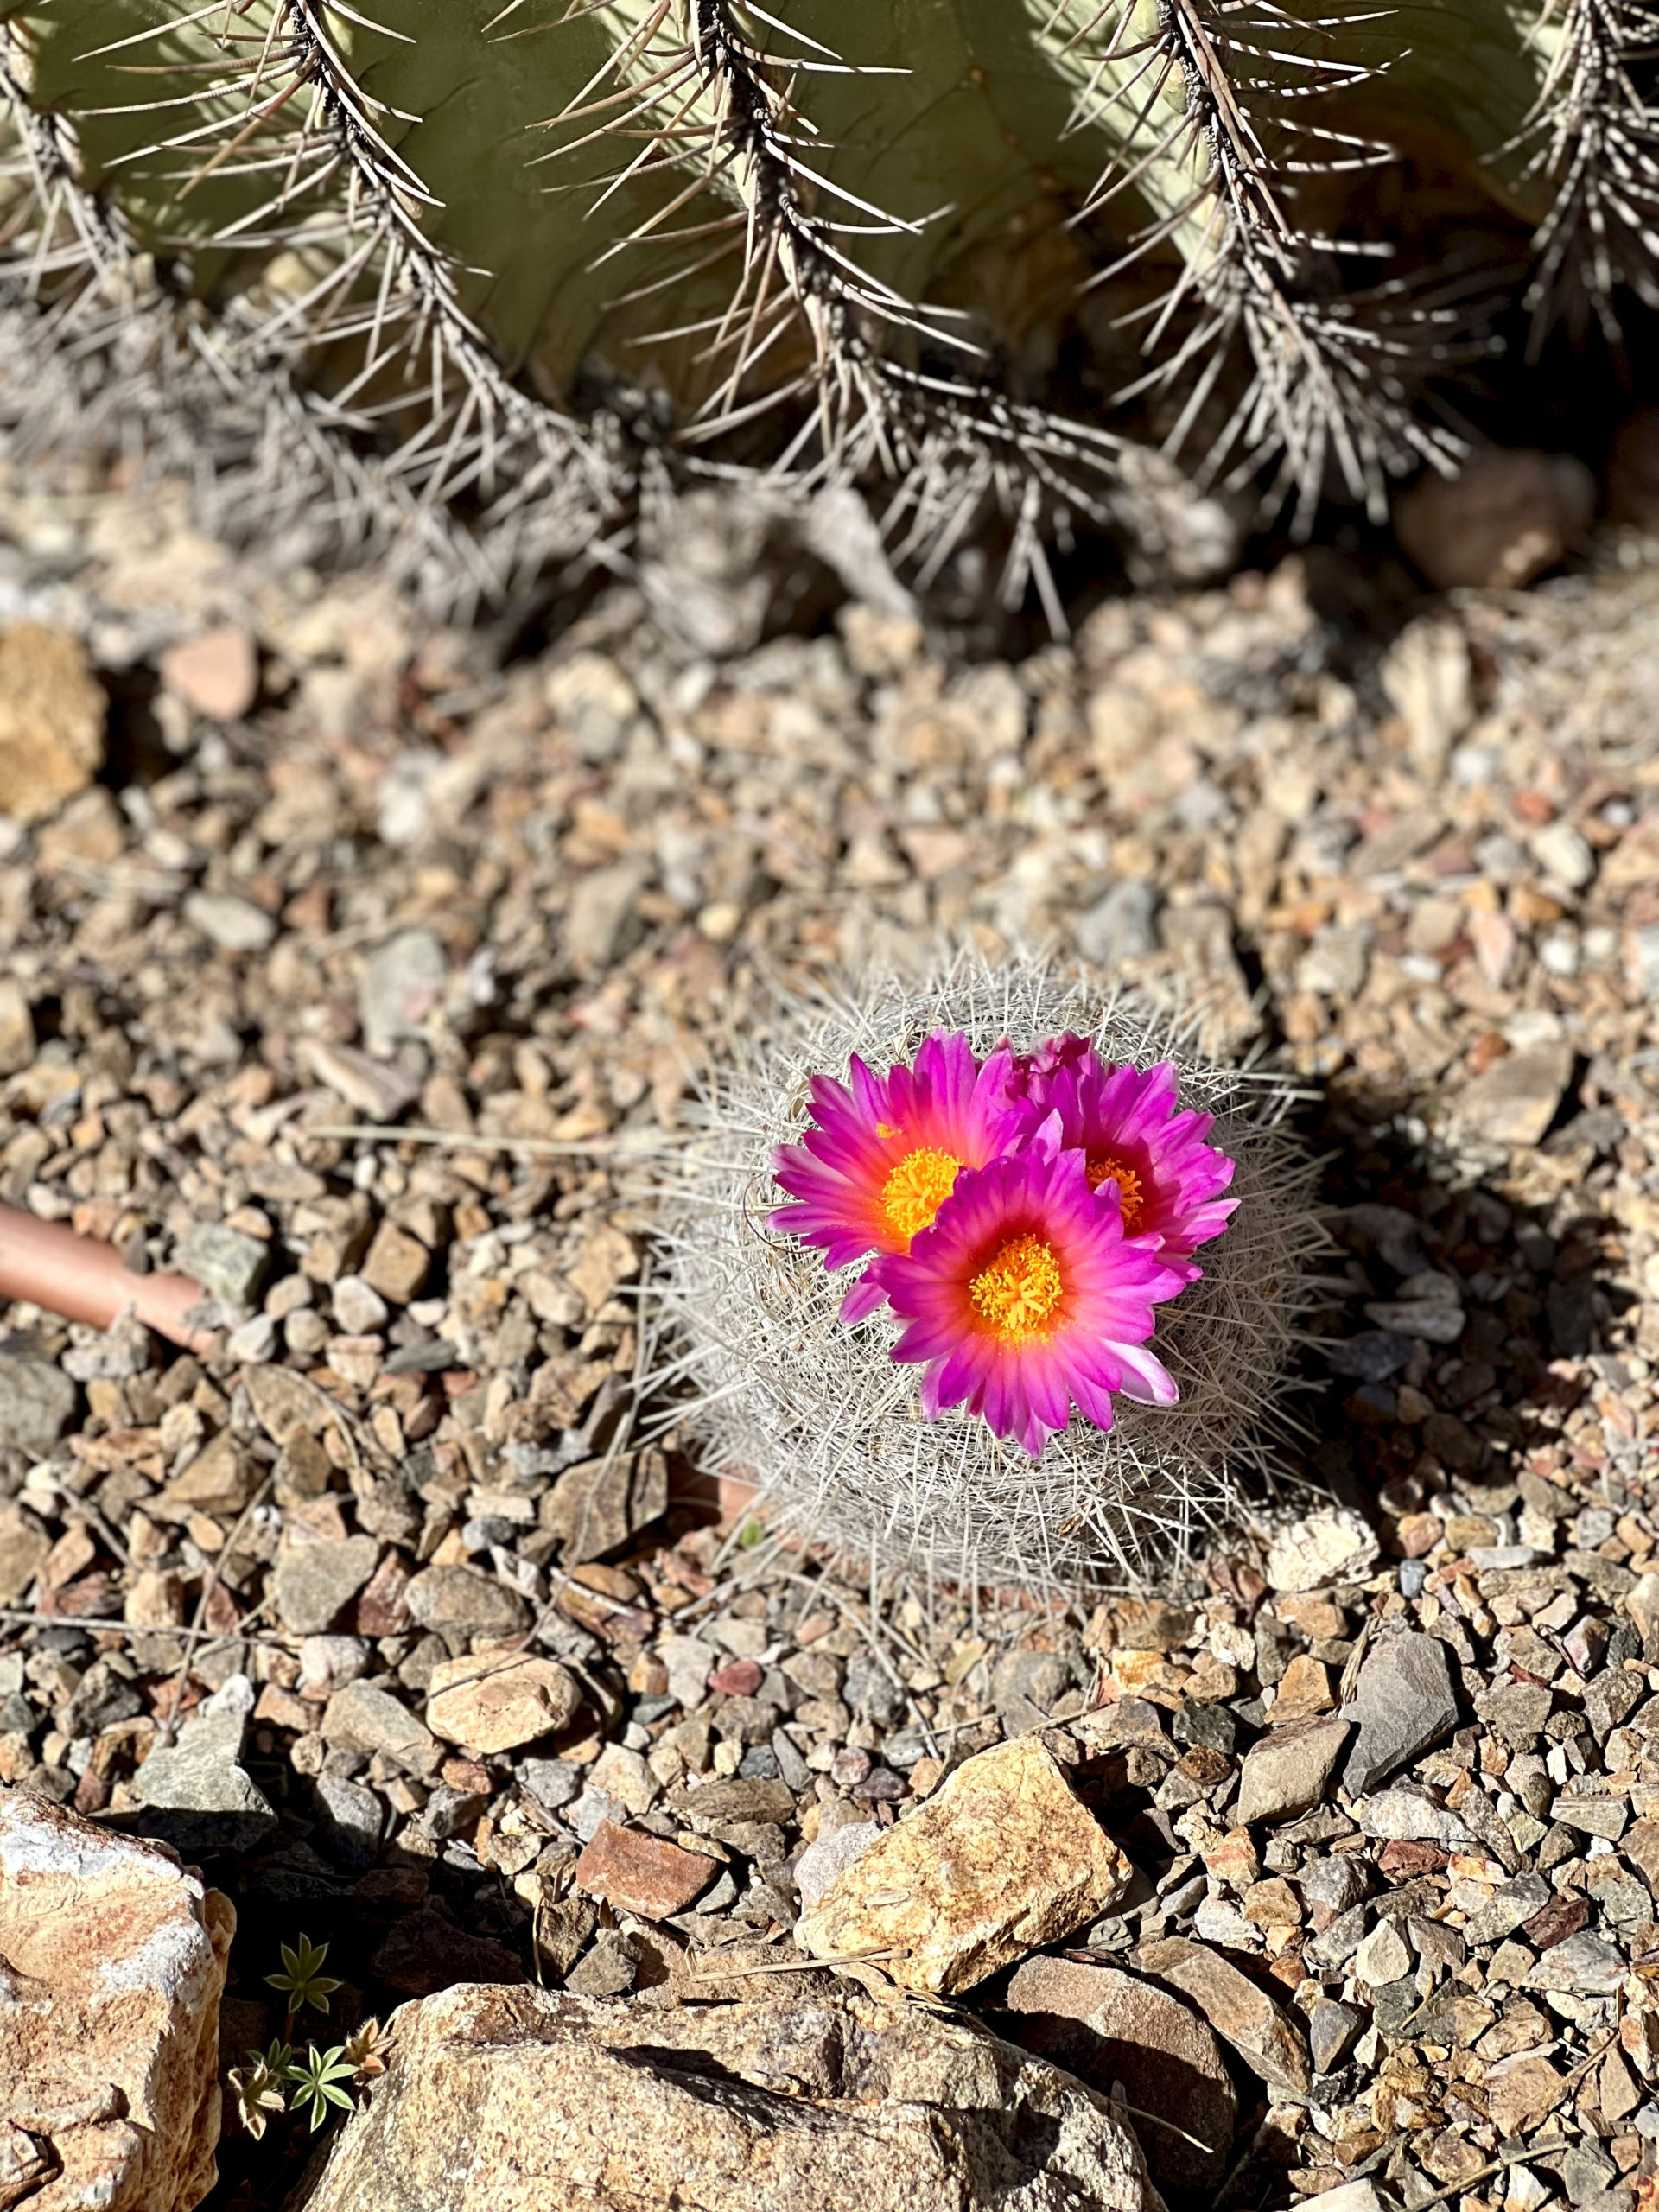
292, 1982, 1153, 2212
0, 626, 106, 824
0, 1785, 233, 2211
794, 1735, 1131, 1998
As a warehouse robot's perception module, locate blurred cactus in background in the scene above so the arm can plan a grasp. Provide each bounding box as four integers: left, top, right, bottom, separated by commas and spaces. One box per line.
2, 0, 1656, 611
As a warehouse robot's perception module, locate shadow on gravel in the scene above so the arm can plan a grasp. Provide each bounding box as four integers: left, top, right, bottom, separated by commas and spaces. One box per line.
1298, 1070, 1636, 1529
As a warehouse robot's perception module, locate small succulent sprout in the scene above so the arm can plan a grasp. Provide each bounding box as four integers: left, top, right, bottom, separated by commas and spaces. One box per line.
264, 1935, 340, 2020
652, 949, 1328, 1593
287, 2044, 358, 2133
341, 2018, 393, 2082
228, 2044, 294, 2142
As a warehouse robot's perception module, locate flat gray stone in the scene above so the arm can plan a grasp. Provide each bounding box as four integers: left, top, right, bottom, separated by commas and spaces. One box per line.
314, 1772, 385, 1872
321, 1679, 441, 1776
0, 1352, 77, 1459
174, 1221, 271, 1307
271, 1536, 381, 1635
404, 1563, 531, 1638
1342, 1634, 1459, 1795
132, 1673, 276, 1853
359, 928, 447, 1055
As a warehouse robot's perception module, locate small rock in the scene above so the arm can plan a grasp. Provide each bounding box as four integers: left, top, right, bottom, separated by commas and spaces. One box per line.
183, 892, 277, 955
331, 1275, 390, 1335
1236, 1715, 1350, 1825
1466, 1873, 1552, 1943
297, 1636, 371, 1697
564, 1929, 640, 1998
1137, 1935, 1311, 2094
426, 1651, 582, 1755
0, 1498, 50, 1605
321, 1679, 442, 1776
1380, 618, 1472, 781
587, 1742, 658, 1817
1394, 447, 1595, 589
1455, 1040, 1575, 1149
573, 1821, 715, 1919
542, 1452, 668, 1564
1264, 1508, 1380, 1593
151, 1429, 259, 1520
313, 1772, 385, 1872
658, 1635, 715, 1710
1530, 820, 1596, 892
303, 1038, 422, 1122
0, 625, 106, 823
1353, 1789, 1475, 1847
0, 1785, 232, 2212
1363, 1299, 1466, 1344
1297, 2184, 1398, 2212
271, 1536, 380, 1636
359, 929, 447, 1055
0, 977, 35, 1075
1000, 1957, 1236, 2190
1527, 1930, 1625, 1996
159, 626, 259, 721
794, 1735, 1131, 1998
518, 1758, 584, 1814
0, 1352, 76, 1462
1308, 1999, 1365, 2075
1342, 1635, 1459, 1795
131, 1674, 277, 1854
1076, 879, 1160, 969
1354, 1916, 1413, 1987
174, 1221, 271, 1307
404, 1564, 531, 1638
361, 1220, 432, 1306
794, 1819, 880, 1907
565, 859, 649, 974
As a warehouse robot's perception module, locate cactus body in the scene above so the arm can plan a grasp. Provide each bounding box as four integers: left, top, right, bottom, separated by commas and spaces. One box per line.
3, 0, 1656, 606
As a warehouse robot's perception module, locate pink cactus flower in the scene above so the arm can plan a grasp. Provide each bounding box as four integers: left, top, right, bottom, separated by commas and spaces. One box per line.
881, 1136, 1186, 1457
771, 1030, 1026, 1322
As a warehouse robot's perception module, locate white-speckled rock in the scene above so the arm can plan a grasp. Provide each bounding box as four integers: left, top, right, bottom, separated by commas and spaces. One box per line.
0, 1784, 233, 2212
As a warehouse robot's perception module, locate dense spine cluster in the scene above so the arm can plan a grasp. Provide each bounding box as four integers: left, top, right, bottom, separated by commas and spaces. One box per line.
1, 0, 1656, 607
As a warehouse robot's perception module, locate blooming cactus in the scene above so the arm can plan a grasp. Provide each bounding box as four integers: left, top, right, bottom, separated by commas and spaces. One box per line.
654, 950, 1328, 1592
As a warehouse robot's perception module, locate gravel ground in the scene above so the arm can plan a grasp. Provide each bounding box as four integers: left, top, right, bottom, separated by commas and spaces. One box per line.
3, 453, 1659, 2212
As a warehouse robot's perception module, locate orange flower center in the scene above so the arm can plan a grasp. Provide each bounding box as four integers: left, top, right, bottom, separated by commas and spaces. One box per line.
969, 1233, 1065, 1342
1086, 1154, 1145, 1231
881, 1147, 962, 1243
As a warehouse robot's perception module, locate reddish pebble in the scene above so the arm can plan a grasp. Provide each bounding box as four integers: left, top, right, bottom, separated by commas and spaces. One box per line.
574, 1820, 715, 1920
159, 626, 260, 722
1376, 1840, 1448, 1876
709, 1659, 763, 1698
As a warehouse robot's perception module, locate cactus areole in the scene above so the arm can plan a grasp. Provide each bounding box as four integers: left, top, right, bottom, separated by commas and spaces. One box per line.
2, 0, 1654, 608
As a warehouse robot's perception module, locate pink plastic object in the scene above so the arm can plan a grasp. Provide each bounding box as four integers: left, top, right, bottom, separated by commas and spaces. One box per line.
0, 1202, 214, 1352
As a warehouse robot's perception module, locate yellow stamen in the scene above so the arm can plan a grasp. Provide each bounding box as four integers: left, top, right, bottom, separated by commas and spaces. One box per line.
969, 1233, 1065, 1342
881, 1147, 962, 1243
1086, 1154, 1145, 1231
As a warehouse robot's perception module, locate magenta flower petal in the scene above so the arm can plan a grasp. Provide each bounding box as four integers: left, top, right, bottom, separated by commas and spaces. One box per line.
884, 1145, 1185, 1457
1031, 1052, 1237, 1272
772, 1030, 1027, 1290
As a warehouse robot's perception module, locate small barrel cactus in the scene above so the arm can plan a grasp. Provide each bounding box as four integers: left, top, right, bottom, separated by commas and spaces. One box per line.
651, 951, 1329, 1594
2, 1, 1653, 605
